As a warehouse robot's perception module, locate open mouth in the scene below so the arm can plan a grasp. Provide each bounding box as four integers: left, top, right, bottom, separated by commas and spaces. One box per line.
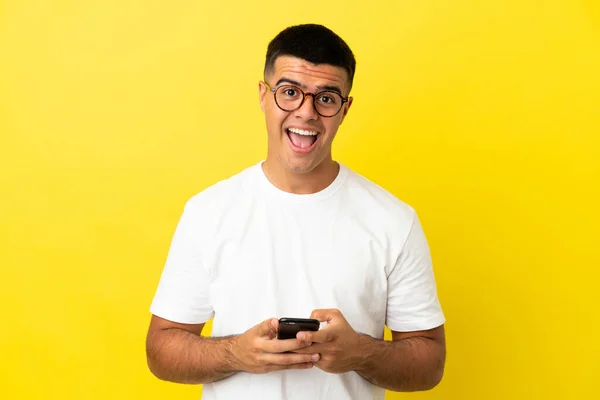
286, 127, 319, 151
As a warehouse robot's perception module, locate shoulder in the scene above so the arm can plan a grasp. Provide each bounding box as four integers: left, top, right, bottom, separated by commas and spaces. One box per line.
343, 166, 417, 227
183, 163, 259, 213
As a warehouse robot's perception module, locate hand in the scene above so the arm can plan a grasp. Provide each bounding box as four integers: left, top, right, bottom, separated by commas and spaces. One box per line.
293, 309, 362, 374
231, 318, 321, 374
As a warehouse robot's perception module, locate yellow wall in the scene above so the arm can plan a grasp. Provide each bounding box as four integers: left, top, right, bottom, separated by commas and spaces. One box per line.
1, 1, 599, 398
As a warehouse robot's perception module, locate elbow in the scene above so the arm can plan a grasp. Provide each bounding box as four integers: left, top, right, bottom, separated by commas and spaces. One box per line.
418, 350, 446, 391
419, 340, 446, 391
146, 349, 177, 383
396, 368, 444, 392
395, 357, 445, 392
418, 357, 445, 391
145, 335, 169, 382
146, 348, 165, 381
422, 365, 444, 390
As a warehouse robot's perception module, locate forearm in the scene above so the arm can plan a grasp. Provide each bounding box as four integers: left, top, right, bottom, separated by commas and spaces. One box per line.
354, 334, 445, 392
146, 327, 239, 384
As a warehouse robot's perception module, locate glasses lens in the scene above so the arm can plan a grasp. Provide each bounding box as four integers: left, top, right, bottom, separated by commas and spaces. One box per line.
274, 85, 344, 117
314, 91, 343, 117
275, 85, 304, 112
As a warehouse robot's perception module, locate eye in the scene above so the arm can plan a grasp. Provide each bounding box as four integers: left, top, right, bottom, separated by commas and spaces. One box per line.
280, 86, 300, 98
318, 93, 338, 105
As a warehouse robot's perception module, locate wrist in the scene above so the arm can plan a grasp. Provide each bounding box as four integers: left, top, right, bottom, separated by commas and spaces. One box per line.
352, 333, 377, 373
223, 335, 243, 373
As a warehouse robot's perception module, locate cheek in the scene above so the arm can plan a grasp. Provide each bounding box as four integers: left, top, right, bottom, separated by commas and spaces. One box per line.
323, 119, 342, 137
265, 109, 287, 135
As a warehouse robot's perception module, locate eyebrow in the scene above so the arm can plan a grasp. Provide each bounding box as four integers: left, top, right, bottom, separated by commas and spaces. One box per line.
274, 78, 344, 96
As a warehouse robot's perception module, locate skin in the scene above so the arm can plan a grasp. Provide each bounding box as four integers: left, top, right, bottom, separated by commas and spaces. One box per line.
291, 310, 445, 391
146, 317, 317, 384
259, 55, 353, 194
146, 55, 446, 391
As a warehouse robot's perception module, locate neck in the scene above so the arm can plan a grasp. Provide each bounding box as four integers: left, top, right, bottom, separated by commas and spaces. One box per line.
261, 157, 339, 194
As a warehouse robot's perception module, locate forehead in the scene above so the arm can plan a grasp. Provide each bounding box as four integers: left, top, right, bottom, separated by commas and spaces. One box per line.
270, 55, 349, 94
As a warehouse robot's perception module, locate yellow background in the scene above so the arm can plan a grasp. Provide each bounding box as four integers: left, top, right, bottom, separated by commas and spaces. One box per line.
1, 0, 599, 399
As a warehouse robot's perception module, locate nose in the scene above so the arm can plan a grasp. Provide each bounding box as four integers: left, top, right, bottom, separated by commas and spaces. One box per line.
293, 94, 319, 121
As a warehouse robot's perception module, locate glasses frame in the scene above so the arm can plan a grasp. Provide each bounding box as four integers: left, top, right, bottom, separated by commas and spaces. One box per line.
264, 82, 349, 118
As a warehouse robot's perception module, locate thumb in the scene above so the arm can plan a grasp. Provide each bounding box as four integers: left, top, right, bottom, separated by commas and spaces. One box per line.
310, 309, 336, 323
310, 308, 342, 324
255, 318, 278, 338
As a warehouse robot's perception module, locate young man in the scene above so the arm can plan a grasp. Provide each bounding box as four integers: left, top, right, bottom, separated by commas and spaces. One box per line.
146, 24, 446, 400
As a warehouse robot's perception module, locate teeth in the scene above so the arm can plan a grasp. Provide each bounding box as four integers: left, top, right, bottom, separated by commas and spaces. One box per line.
288, 127, 318, 136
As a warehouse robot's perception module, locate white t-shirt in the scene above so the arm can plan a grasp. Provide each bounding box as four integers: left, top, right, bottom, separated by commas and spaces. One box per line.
150, 161, 445, 400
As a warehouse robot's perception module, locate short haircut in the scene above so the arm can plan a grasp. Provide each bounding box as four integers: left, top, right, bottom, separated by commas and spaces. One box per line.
264, 24, 356, 91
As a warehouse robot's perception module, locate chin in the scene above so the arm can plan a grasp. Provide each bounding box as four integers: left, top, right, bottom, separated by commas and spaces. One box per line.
284, 158, 318, 174
286, 164, 315, 174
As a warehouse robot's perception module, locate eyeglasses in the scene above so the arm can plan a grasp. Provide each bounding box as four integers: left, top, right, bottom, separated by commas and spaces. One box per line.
264, 82, 349, 117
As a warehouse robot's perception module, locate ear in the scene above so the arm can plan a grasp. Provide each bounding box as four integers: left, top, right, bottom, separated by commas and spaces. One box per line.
258, 81, 268, 113
339, 97, 353, 125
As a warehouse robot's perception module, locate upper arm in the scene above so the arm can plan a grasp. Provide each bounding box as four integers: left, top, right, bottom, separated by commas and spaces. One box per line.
145, 314, 206, 370
149, 199, 215, 325
391, 324, 445, 346
386, 213, 445, 332
391, 324, 446, 370
146, 314, 207, 354
148, 314, 206, 336
391, 325, 446, 385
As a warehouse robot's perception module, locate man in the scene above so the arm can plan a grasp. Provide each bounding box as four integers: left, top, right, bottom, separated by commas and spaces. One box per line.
146, 24, 446, 400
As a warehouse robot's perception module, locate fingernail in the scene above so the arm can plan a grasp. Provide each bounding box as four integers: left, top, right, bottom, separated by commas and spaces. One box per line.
311, 353, 320, 362
297, 333, 305, 340
304, 341, 312, 346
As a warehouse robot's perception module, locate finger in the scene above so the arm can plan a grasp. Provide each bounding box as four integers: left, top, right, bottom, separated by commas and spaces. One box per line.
290, 343, 325, 354
256, 318, 278, 338
262, 337, 312, 353
265, 329, 276, 340
265, 362, 314, 372
296, 329, 331, 343
261, 352, 320, 366
285, 362, 314, 370
310, 308, 339, 323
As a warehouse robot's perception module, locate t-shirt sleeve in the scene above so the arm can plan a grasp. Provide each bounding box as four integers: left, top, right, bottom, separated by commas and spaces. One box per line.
385, 212, 445, 332
149, 199, 215, 324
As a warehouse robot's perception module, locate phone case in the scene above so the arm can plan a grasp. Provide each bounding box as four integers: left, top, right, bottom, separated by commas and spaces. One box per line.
277, 318, 320, 340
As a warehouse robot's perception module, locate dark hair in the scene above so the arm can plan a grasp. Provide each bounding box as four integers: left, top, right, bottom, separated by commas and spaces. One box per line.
264, 24, 356, 91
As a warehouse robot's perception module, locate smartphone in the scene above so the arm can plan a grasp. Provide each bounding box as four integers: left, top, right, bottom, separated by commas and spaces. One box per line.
277, 317, 320, 340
